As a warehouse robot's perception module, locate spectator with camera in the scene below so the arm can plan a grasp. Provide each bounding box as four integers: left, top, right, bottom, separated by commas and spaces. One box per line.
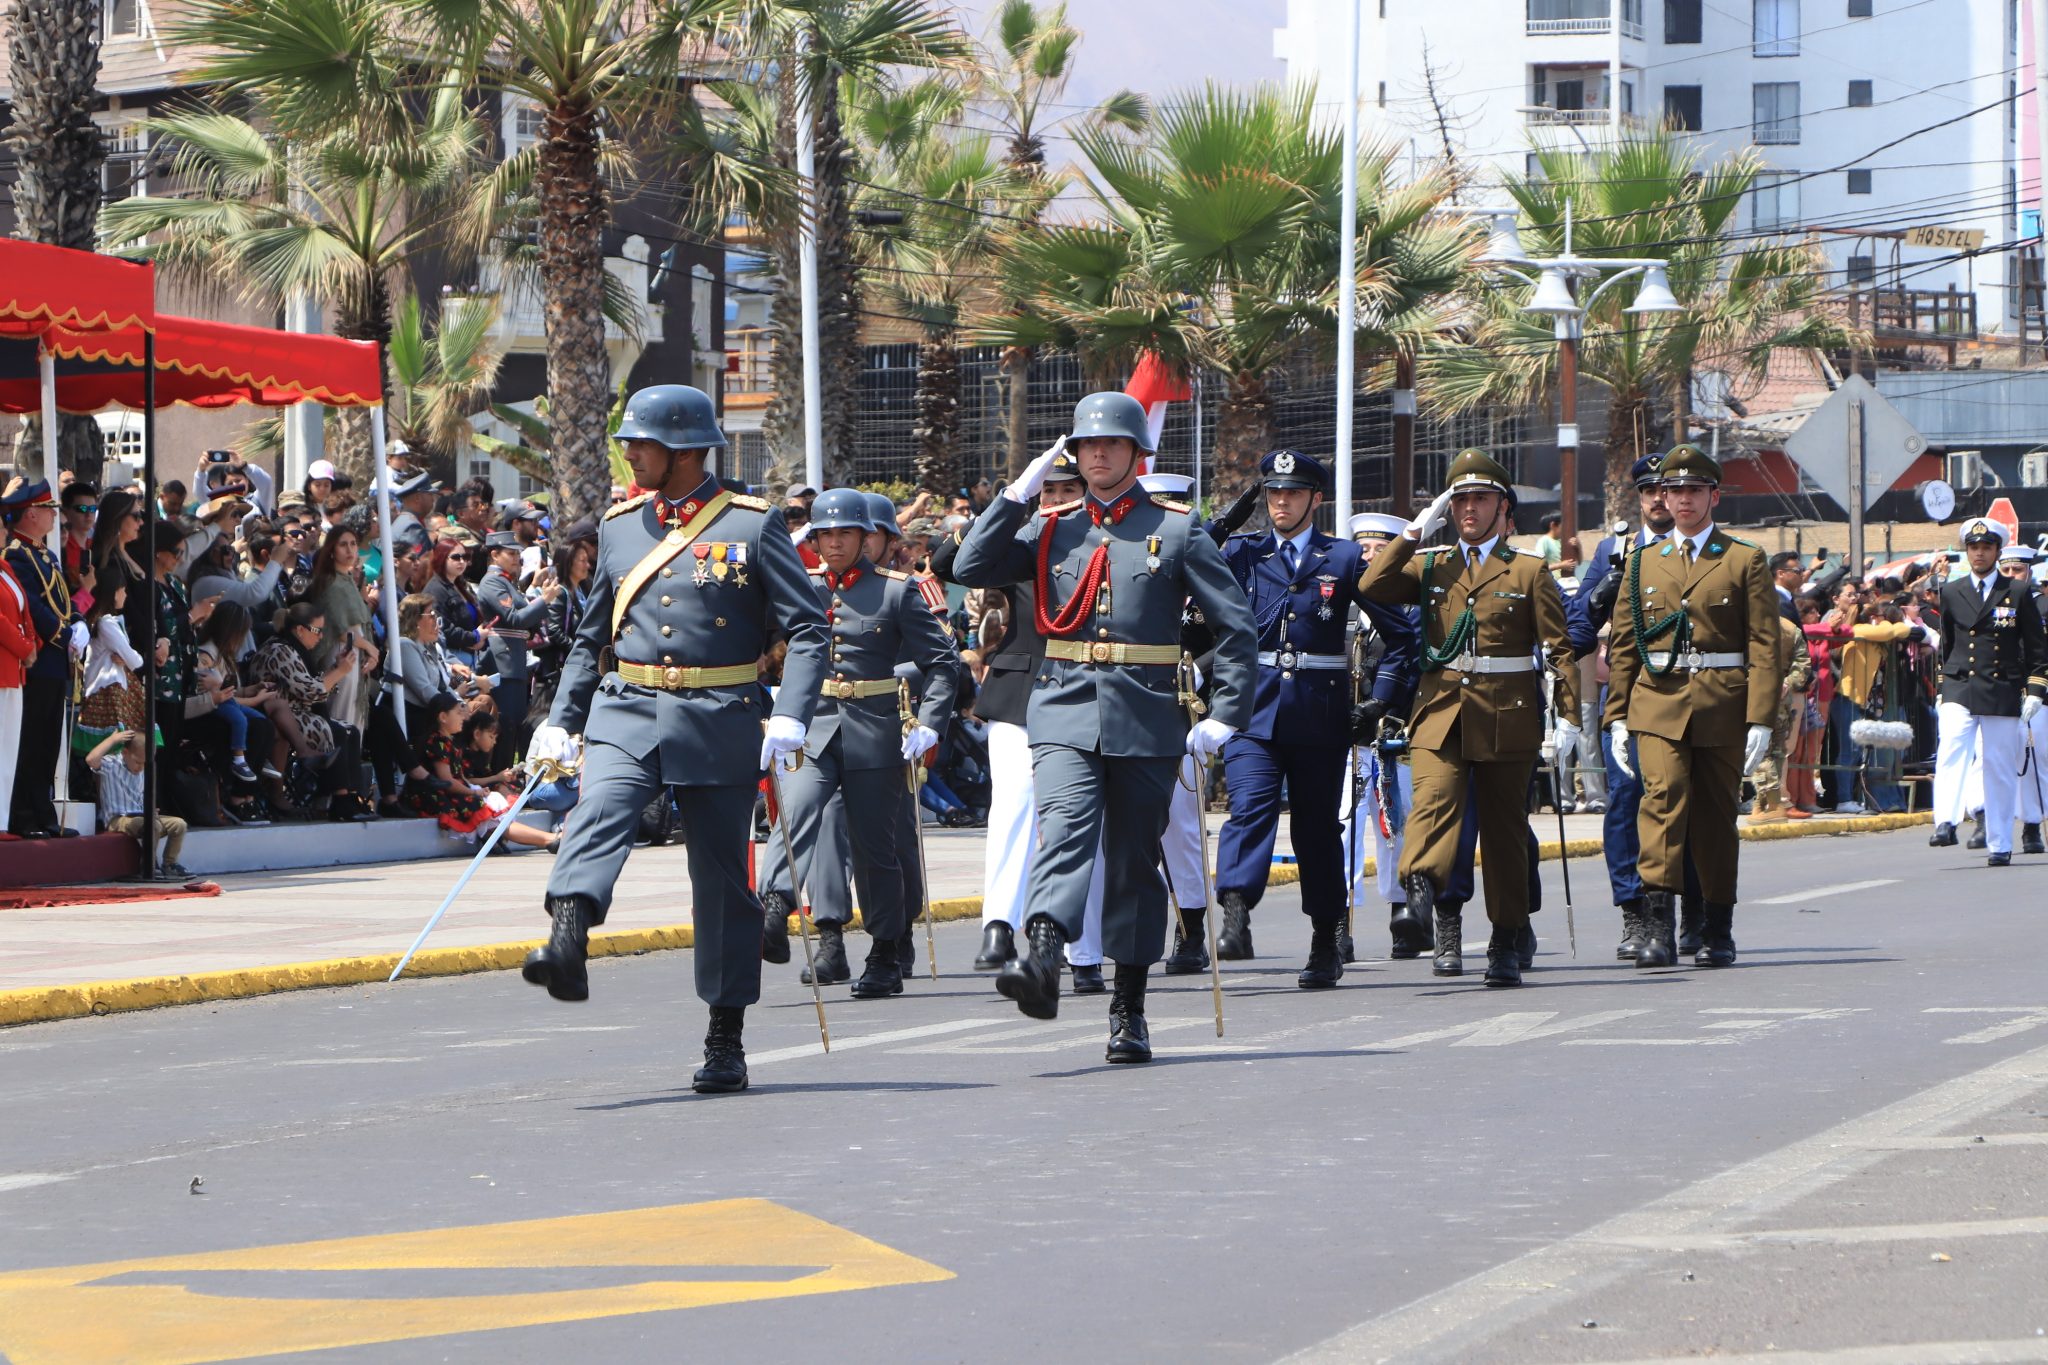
426, 540, 483, 669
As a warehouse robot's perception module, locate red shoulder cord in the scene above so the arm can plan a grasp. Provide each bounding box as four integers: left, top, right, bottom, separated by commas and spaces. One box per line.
1034, 509, 1111, 638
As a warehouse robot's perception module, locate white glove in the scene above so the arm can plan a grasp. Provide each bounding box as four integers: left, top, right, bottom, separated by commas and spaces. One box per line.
1187, 718, 1236, 761
900, 723, 938, 762
1741, 723, 1772, 777
1405, 486, 1454, 541
528, 724, 574, 767
1608, 722, 1633, 780
67, 621, 90, 657
760, 714, 808, 772
2023, 695, 2043, 725
1004, 436, 1067, 504
1552, 716, 1581, 762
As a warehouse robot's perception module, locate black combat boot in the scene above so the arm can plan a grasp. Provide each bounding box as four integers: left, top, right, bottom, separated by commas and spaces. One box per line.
1678, 894, 1704, 956
1217, 891, 1254, 960
1430, 898, 1463, 979
1929, 822, 1958, 847
1163, 908, 1210, 974
1696, 902, 1737, 968
1615, 898, 1648, 961
1968, 816, 1988, 850
850, 938, 904, 999
895, 933, 917, 976
800, 923, 851, 986
1514, 921, 1537, 971
759, 891, 792, 965
1484, 923, 1523, 987
2023, 823, 2045, 855
996, 915, 1065, 1019
1337, 919, 1356, 964
1636, 891, 1678, 968
974, 921, 1016, 970
1298, 917, 1343, 989
522, 894, 597, 1002
1105, 964, 1152, 1063
1070, 962, 1106, 994
691, 1006, 748, 1094
1388, 895, 1431, 959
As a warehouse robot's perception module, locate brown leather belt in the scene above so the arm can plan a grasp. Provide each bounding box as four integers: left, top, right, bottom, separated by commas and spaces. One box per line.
616, 660, 757, 690
820, 676, 898, 700
1044, 639, 1181, 666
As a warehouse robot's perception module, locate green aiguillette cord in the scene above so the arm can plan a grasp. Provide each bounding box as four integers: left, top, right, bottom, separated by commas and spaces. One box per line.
1628, 542, 1691, 676
1418, 551, 1479, 672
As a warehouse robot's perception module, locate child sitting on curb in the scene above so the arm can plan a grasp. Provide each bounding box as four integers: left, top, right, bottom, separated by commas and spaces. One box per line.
86, 727, 191, 879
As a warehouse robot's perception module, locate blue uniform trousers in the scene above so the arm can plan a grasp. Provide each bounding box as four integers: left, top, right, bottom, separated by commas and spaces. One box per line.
1216, 734, 1348, 921
1600, 727, 1699, 906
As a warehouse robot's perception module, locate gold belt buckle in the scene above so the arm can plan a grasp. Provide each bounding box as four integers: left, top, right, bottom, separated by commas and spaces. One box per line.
1089, 641, 1115, 664
833, 679, 857, 699
663, 666, 683, 687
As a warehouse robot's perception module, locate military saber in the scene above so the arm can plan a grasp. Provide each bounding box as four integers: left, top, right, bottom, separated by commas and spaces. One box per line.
900, 680, 939, 982
1344, 632, 1365, 956
766, 756, 832, 1053
1544, 739, 1578, 958
390, 755, 575, 983
1179, 653, 1225, 1038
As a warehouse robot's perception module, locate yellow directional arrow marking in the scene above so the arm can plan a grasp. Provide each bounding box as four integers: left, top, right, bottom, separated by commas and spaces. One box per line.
0, 1198, 952, 1365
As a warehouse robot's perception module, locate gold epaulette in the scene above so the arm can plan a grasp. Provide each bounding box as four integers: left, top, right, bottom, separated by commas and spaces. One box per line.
730, 494, 771, 511
604, 492, 653, 521
1155, 499, 1192, 514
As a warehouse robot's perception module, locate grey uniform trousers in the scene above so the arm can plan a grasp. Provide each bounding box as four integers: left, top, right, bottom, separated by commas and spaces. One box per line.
778, 735, 914, 942
545, 738, 762, 1008
1027, 744, 1178, 966
758, 773, 924, 928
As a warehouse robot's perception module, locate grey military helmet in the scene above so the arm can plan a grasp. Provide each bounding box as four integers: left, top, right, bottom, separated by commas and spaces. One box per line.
612, 384, 727, 451
863, 491, 900, 536
1068, 391, 1155, 453
807, 487, 874, 534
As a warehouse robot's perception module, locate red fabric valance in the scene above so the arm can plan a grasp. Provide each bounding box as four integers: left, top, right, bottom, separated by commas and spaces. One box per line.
0, 240, 155, 338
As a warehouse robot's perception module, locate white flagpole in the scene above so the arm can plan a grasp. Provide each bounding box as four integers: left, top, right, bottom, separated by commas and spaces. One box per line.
1333, 0, 1361, 527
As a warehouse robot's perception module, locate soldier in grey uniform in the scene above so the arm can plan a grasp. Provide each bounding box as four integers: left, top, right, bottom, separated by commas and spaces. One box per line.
779, 488, 957, 998
477, 529, 558, 769
524, 384, 827, 1095
953, 393, 1257, 1063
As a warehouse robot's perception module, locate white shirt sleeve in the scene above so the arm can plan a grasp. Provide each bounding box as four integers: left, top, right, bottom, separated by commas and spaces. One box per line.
102, 617, 144, 670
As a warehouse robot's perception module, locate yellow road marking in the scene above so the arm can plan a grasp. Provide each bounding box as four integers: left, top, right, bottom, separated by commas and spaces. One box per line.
0, 1199, 951, 1365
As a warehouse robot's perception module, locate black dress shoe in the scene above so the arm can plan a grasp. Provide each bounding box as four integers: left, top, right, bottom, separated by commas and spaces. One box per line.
1388, 898, 1431, 959
1217, 892, 1253, 960
974, 921, 1016, 970
1989, 851, 2012, 867
1695, 902, 1737, 968
1163, 908, 1209, 975
691, 1006, 748, 1093
1615, 897, 1647, 961
1483, 928, 1523, 987
1930, 822, 1958, 847
522, 894, 596, 1002
1298, 918, 1343, 989
1514, 921, 1536, 971
1105, 965, 1152, 1063
995, 916, 1064, 1019
1968, 818, 1988, 850
760, 891, 792, 965
850, 946, 903, 999
1636, 891, 1678, 968
1070, 962, 1106, 994
1678, 895, 1704, 956
800, 924, 851, 985
2023, 823, 2045, 855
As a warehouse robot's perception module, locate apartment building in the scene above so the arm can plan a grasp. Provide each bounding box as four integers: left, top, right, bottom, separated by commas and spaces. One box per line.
1274, 0, 2029, 337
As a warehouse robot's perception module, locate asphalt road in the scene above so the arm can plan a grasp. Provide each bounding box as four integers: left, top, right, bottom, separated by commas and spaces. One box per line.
4, 828, 2048, 1365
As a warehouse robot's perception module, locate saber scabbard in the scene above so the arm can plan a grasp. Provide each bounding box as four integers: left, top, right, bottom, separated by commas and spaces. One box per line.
767, 751, 831, 1052
1179, 652, 1224, 1038
900, 680, 939, 981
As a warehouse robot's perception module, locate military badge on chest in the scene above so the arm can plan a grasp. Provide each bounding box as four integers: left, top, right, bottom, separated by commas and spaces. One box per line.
1145, 534, 1162, 573
1317, 573, 1337, 620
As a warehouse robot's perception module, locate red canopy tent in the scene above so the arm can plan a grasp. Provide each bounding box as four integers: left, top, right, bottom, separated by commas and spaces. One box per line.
0, 239, 155, 339
0, 314, 382, 413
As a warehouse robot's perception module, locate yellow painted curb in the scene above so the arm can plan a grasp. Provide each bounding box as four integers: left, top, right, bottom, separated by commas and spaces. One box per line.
0, 811, 1933, 1029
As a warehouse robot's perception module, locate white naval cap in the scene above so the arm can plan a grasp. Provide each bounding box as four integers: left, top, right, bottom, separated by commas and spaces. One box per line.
1349, 512, 1408, 539
1959, 515, 2010, 547
1998, 541, 2036, 564
1137, 472, 1194, 496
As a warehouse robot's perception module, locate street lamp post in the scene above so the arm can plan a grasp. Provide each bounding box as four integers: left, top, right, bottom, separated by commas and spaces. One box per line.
1476, 200, 1682, 553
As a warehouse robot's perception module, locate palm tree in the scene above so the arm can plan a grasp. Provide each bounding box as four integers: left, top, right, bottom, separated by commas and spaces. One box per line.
3, 0, 108, 478
1425, 131, 1856, 524
473, 384, 637, 493
387, 291, 505, 486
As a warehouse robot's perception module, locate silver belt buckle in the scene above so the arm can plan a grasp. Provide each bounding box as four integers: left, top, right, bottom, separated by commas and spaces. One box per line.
1683, 649, 1704, 671
1454, 651, 1478, 673
1277, 649, 1298, 670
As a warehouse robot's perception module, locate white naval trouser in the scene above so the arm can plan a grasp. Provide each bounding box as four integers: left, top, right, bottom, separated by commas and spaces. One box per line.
1341, 745, 1410, 906
981, 720, 1109, 965
1936, 703, 2021, 854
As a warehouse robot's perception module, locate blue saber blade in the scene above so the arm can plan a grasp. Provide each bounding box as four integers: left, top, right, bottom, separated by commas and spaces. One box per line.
388, 768, 549, 983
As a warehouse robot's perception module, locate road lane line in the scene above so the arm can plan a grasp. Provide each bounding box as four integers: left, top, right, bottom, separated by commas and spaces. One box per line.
1600, 1214, 2048, 1251
0, 1174, 72, 1194
1546, 1341, 2048, 1365
1752, 878, 1899, 905
746, 1018, 1004, 1066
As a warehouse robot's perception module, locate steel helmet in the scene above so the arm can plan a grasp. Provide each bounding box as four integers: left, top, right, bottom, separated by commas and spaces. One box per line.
612, 384, 727, 451
1068, 392, 1155, 453
806, 487, 874, 534
863, 492, 901, 536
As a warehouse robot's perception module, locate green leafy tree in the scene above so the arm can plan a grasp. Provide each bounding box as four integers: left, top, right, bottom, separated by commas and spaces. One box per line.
387, 291, 505, 487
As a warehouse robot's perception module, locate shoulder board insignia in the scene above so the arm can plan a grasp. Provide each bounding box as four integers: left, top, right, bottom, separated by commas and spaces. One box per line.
603, 492, 653, 521
729, 494, 771, 511
1721, 533, 1757, 548
807, 565, 828, 577
879, 568, 911, 581
1156, 499, 1192, 514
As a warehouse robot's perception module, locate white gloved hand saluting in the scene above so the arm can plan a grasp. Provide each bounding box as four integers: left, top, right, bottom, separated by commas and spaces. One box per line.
1004, 436, 1068, 505
1187, 718, 1236, 761
1741, 723, 1772, 777
900, 723, 938, 763
1608, 721, 1633, 780
760, 715, 808, 772
1405, 486, 1455, 541
2023, 695, 2044, 726
527, 725, 578, 771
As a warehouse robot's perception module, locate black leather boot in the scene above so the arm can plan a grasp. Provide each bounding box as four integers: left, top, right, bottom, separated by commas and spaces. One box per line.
691, 1006, 748, 1093
1163, 908, 1209, 974
1432, 906, 1463, 978
1636, 891, 1677, 968
1483, 923, 1523, 987
1514, 921, 1536, 971
1070, 962, 1106, 994
800, 923, 850, 985
895, 933, 917, 976
760, 891, 792, 965
1929, 822, 1958, 847
1678, 894, 1704, 956
1696, 902, 1736, 968
1298, 917, 1343, 989
1217, 891, 1253, 960
1337, 919, 1356, 964
850, 937, 904, 999
1388, 893, 1431, 959
2023, 823, 2045, 855
522, 894, 596, 1002
1968, 816, 1988, 850
1105, 964, 1152, 1063
974, 921, 1016, 970
1616, 898, 1648, 961
996, 915, 1065, 1019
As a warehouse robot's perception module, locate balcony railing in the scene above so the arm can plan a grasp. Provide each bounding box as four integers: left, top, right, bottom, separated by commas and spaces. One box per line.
1753, 121, 1801, 145
1527, 1, 1641, 37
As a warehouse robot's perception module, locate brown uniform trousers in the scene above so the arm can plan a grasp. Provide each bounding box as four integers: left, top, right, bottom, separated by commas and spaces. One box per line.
1605, 528, 1781, 903
1361, 536, 1577, 927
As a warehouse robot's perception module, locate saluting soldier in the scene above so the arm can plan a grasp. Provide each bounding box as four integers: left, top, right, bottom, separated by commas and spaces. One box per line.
524, 384, 828, 1095
953, 393, 1256, 1063
1213, 450, 1417, 987
1929, 516, 2047, 865
780, 488, 957, 998
1358, 449, 1576, 988
2, 479, 77, 837
1603, 445, 1780, 968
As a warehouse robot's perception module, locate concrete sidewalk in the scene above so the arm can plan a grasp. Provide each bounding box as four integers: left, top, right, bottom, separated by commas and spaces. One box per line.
0, 809, 1926, 1024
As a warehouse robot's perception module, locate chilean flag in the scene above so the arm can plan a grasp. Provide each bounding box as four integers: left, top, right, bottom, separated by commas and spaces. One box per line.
1125, 351, 1190, 472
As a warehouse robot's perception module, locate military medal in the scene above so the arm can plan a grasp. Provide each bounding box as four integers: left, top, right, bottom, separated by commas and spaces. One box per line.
1145, 534, 1161, 573
692, 543, 713, 585
1318, 580, 1335, 620
732, 542, 749, 586
711, 543, 730, 580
